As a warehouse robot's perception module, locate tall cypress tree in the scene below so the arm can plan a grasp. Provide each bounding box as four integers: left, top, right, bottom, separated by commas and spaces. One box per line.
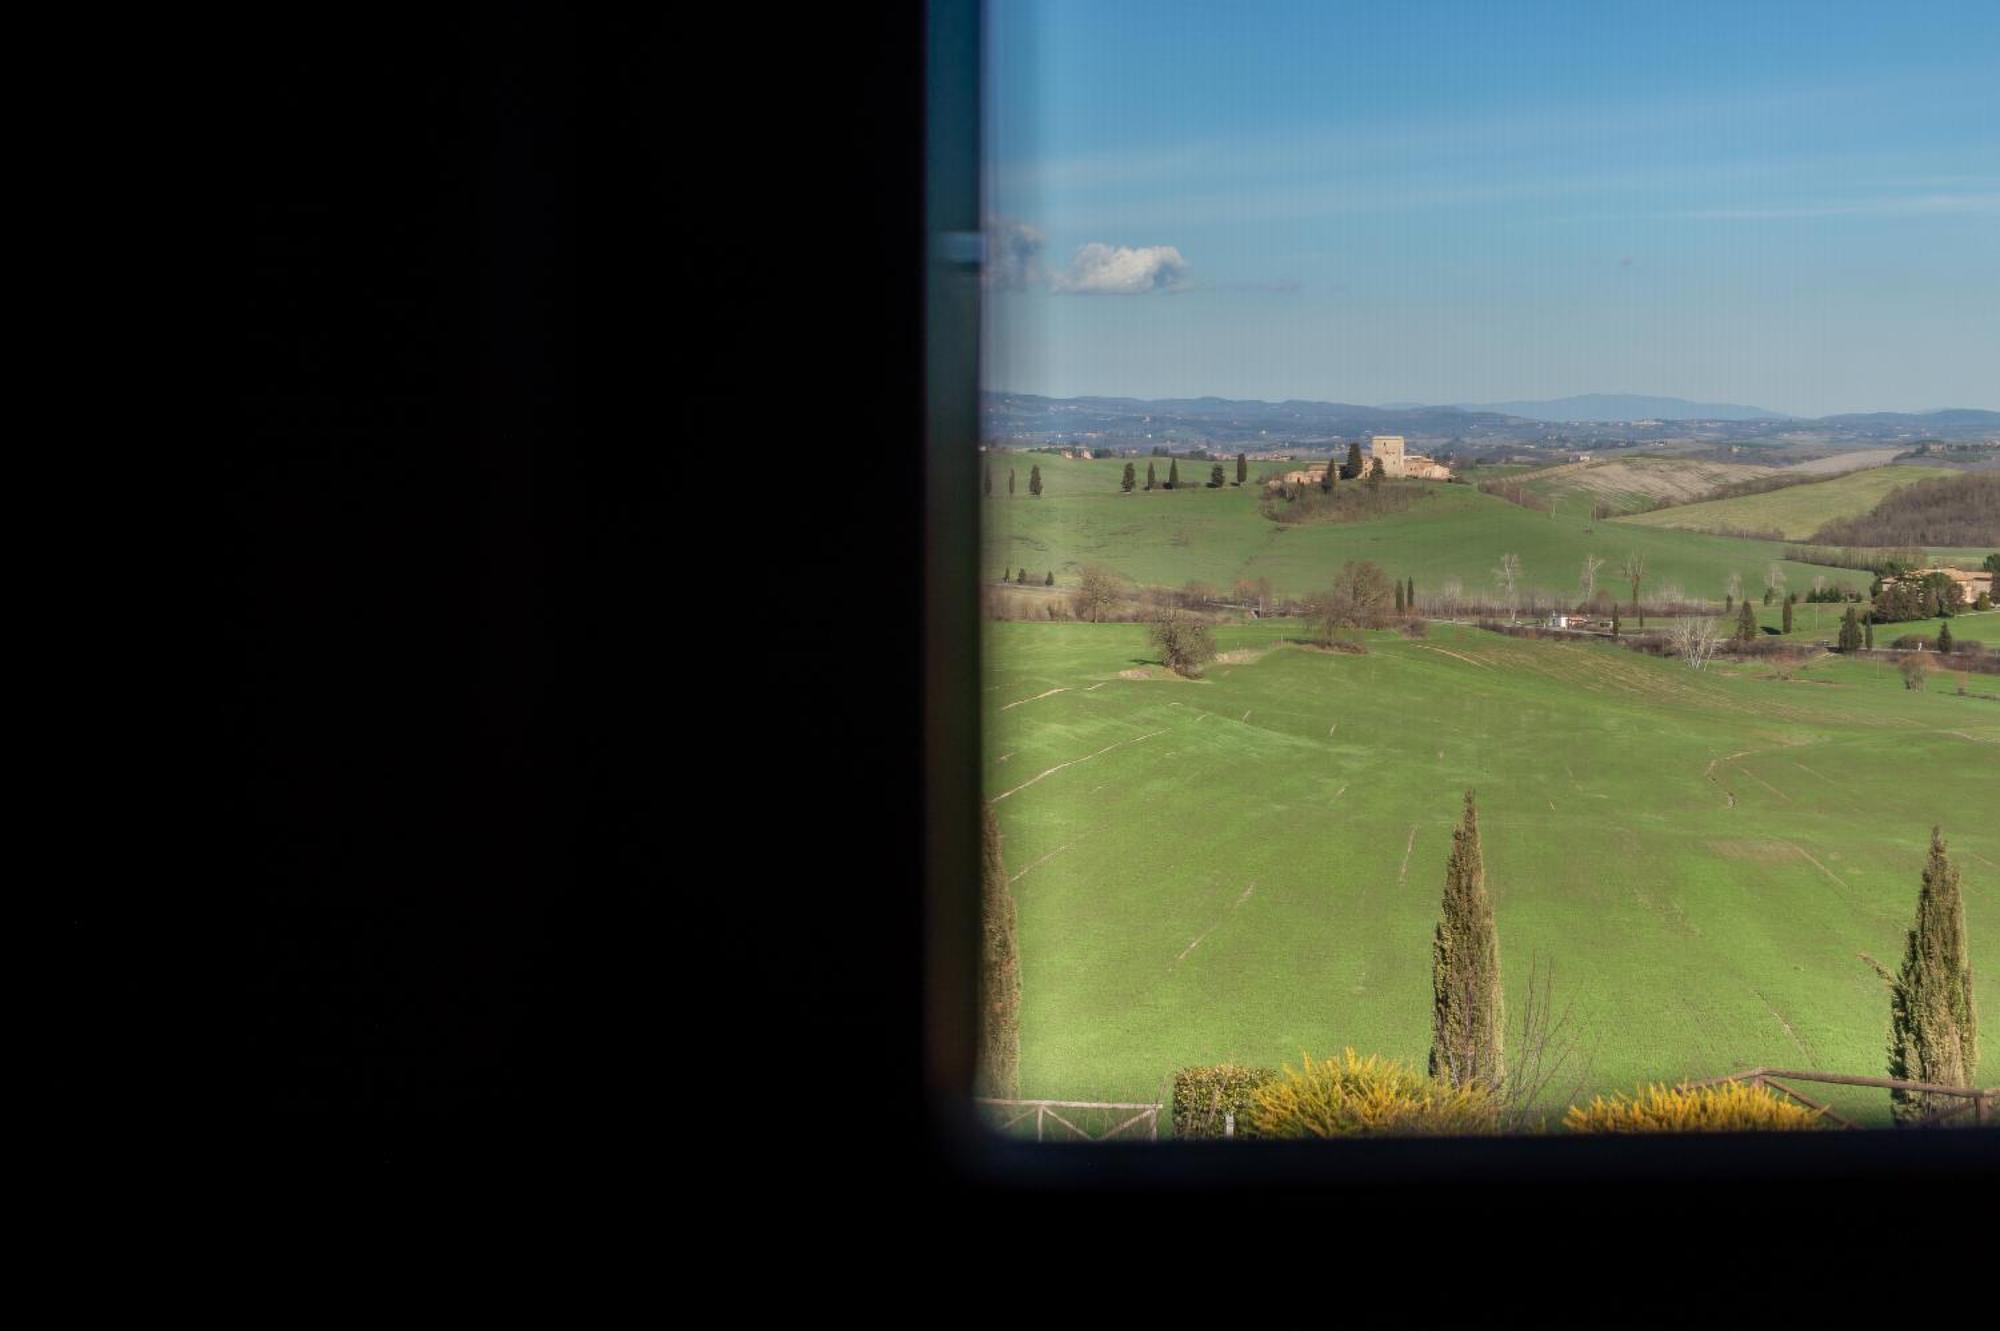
1887, 828, 1978, 1123
1008, 468, 1016, 496
978, 802, 1022, 1100
1167, 459, 1179, 490
1236, 452, 1247, 485
1407, 577, 1416, 611
1029, 464, 1043, 497
1145, 462, 1157, 491
1395, 581, 1406, 613
1782, 597, 1794, 634
1344, 441, 1364, 480
1938, 622, 1954, 654
1430, 791, 1505, 1090
1122, 462, 1136, 492
1839, 605, 1862, 652
1736, 599, 1758, 644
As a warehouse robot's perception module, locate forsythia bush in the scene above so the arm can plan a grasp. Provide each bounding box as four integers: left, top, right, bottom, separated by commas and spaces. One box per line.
1563, 1081, 1826, 1133
1245, 1050, 1501, 1138
1171, 1063, 1278, 1138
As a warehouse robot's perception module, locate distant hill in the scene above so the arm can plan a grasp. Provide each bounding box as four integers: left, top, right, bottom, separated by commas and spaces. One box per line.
1816, 409, 2000, 428
1455, 394, 1790, 422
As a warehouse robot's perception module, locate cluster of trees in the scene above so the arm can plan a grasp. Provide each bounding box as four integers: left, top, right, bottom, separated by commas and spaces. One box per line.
1872, 569, 1969, 624
1112, 451, 1252, 493
1810, 474, 2000, 548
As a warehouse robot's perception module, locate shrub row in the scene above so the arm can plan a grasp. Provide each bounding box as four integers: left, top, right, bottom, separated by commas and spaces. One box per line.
1172, 1055, 1828, 1137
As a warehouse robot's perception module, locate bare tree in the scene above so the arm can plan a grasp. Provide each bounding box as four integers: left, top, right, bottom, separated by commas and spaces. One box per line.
1496, 956, 1596, 1132
1620, 552, 1647, 619
1440, 576, 1464, 616
1725, 571, 1743, 605
1580, 553, 1604, 602
1669, 615, 1722, 670
1072, 564, 1123, 623
1149, 607, 1217, 677
1764, 562, 1787, 604
1493, 553, 1522, 618
1310, 560, 1394, 642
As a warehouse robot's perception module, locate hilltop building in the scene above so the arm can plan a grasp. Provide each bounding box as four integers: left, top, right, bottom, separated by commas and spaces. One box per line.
1368, 435, 1454, 480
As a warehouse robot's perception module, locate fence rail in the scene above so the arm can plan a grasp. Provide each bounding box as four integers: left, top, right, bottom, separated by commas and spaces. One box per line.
975, 1098, 1162, 1141
1683, 1067, 1997, 1128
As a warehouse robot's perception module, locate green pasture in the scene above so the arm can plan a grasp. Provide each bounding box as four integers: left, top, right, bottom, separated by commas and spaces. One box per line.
981, 461, 1875, 604
1615, 464, 1960, 540
984, 620, 2000, 1125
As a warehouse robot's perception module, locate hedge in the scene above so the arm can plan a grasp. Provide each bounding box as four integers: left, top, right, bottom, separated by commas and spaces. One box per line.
1171, 1063, 1277, 1138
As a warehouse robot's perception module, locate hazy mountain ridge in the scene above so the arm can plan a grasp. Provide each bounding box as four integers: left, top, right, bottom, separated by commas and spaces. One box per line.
984, 391, 1999, 450
1452, 393, 1792, 422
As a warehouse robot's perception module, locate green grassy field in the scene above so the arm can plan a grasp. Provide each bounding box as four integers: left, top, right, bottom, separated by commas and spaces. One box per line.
1615, 464, 1960, 540
985, 619, 2000, 1126
982, 456, 1875, 604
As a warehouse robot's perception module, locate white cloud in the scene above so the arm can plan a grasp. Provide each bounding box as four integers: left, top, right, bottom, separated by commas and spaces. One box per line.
1050, 242, 1191, 294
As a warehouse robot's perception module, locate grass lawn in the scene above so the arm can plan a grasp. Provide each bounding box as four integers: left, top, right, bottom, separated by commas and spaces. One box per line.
984, 619, 2000, 1127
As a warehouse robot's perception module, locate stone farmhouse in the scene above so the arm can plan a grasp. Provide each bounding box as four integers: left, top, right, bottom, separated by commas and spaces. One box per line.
1879, 565, 1994, 602
1268, 434, 1454, 489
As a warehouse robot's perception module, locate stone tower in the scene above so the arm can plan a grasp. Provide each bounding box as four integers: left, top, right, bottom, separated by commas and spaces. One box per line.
1369, 434, 1407, 478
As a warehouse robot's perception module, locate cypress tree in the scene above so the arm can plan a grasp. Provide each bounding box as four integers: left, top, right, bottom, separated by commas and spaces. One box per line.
1886, 828, 1978, 1123
1016, 567, 1027, 584
977, 802, 1022, 1100
1344, 441, 1364, 480
1782, 598, 1793, 634
1145, 462, 1157, 491
1044, 570, 1054, 586
1407, 577, 1416, 611
1736, 599, 1758, 644
1938, 622, 1953, 654
1167, 459, 1179, 490
1395, 581, 1406, 613
1839, 606, 1862, 652
1430, 791, 1505, 1090
1122, 462, 1136, 492
1009, 468, 1016, 496
1029, 464, 1043, 497
1209, 463, 1225, 488
1724, 593, 1733, 612
1236, 452, 1247, 485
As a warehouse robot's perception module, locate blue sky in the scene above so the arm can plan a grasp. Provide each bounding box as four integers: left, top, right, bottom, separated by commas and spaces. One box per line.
981, 1, 1999, 415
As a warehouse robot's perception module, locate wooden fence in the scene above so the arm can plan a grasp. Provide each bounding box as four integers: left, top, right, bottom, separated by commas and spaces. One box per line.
1682, 1067, 1997, 1129
975, 1098, 1162, 1141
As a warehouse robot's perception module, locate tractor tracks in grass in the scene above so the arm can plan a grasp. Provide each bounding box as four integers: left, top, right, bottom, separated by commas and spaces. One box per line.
1001, 686, 1068, 711
1175, 881, 1257, 966
1397, 826, 1418, 885
992, 729, 1167, 802
1755, 989, 1817, 1063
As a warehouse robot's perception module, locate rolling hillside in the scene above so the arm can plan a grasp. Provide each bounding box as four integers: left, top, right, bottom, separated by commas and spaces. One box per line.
986, 619, 2000, 1122
1505, 456, 1779, 515
1616, 464, 1962, 540
982, 454, 1874, 604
